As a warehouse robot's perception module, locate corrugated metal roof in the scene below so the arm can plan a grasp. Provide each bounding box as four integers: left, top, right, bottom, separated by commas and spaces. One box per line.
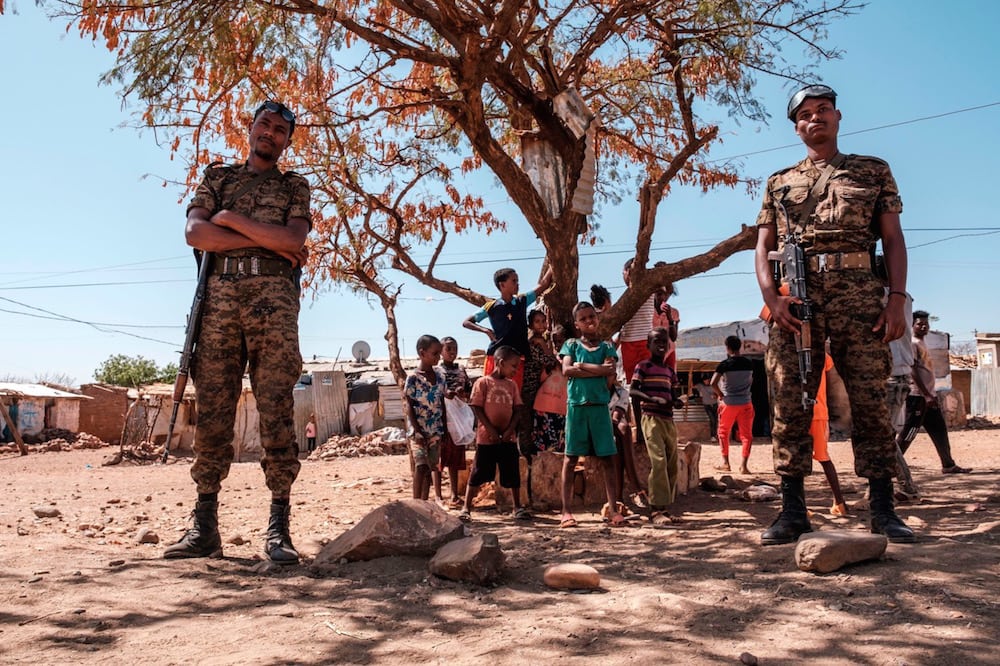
0, 383, 90, 399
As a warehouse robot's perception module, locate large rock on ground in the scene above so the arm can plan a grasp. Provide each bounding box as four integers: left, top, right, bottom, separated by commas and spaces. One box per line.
429, 534, 505, 585
543, 563, 601, 590
795, 531, 888, 573
313, 499, 465, 568
519, 442, 702, 511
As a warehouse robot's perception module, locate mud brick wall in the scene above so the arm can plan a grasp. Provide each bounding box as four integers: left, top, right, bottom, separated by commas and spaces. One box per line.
79, 384, 128, 445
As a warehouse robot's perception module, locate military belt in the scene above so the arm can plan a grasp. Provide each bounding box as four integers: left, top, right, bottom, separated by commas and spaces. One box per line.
807, 251, 871, 273
212, 255, 293, 279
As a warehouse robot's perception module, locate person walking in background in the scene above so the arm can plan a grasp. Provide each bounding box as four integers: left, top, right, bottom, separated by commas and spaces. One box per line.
693, 376, 719, 443
896, 310, 971, 475
165, 100, 311, 565
755, 84, 913, 545
305, 414, 317, 453
710, 335, 755, 475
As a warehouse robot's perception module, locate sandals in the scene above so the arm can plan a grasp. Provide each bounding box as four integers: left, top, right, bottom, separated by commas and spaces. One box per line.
650, 510, 682, 527
607, 512, 629, 527
559, 516, 578, 528
513, 507, 532, 521
458, 509, 471, 522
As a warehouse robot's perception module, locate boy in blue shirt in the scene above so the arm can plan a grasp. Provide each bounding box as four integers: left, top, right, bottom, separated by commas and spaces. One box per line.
463, 267, 552, 390
558, 302, 624, 528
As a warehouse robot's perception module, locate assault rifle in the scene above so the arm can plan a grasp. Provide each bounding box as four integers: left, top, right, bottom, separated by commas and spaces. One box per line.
768, 186, 815, 410
161, 252, 212, 463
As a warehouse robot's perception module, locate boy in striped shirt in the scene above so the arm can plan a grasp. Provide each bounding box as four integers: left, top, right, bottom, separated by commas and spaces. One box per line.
630, 327, 684, 526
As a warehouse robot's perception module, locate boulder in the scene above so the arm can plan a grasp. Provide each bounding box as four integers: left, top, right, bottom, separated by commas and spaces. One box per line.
313, 500, 465, 568
794, 531, 888, 573
429, 534, 505, 585
543, 563, 601, 590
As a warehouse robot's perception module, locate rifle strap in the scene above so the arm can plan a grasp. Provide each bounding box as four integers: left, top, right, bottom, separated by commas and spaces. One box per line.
221, 168, 282, 210
797, 152, 847, 231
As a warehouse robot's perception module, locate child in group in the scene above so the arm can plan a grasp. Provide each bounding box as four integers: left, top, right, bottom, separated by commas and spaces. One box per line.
437, 336, 472, 507
532, 325, 568, 454
461, 346, 529, 522
559, 302, 624, 528
463, 267, 553, 391
609, 381, 646, 516
811, 351, 848, 516
403, 335, 448, 501
630, 327, 685, 525
520, 310, 559, 504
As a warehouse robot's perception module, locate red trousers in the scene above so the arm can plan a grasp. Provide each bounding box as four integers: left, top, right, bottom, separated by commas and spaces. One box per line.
718, 402, 754, 459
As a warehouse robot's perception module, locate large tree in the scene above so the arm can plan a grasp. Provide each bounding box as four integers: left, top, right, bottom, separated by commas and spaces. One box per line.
31, 0, 858, 381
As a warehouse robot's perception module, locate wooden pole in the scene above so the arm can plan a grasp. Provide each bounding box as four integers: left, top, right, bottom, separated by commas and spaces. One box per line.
0, 398, 29, 456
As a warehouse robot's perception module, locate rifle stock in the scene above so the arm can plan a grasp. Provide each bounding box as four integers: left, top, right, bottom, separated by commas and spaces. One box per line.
161, 253, 212, 463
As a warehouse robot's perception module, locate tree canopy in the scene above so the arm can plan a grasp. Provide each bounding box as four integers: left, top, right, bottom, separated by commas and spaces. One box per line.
35, 0, 858, 379
94, 354, 178, 387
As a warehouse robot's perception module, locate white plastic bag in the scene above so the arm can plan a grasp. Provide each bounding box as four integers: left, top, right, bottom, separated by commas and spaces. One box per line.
445, 397, 476, 447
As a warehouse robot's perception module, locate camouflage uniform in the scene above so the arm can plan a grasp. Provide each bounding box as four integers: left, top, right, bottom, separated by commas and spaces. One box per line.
187, 164, 311, 497
757, 154, 902, 479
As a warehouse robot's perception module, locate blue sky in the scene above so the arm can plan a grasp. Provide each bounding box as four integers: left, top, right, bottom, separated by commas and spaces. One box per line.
1, 1, 999, 386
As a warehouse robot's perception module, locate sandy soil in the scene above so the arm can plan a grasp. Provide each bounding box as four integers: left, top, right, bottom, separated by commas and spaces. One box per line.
2, 428, 998, 665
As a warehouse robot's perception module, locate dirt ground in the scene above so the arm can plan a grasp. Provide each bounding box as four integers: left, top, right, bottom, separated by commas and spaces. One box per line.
2, 428, 998, 665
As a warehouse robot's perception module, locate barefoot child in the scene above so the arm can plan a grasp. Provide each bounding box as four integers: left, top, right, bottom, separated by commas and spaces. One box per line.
437, 336, 471, 507
461, 346, 528, 522
403, 335, 448, 501
630, 327, 685, 525
559, 302, 623, 528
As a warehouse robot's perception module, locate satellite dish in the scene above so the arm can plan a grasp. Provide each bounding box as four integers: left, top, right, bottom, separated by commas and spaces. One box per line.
351, 340, 371, 363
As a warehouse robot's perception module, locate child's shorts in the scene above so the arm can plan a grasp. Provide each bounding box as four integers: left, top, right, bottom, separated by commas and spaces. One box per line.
811, 418, 830, 463
410, 436, 441, 469
565, 404, 616, 457
468, 441, 520, 488
438, 434, 468, 471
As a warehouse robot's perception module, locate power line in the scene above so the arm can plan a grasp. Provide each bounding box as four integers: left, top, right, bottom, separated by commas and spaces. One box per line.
0, 296, 181, 344
712, 101, 1000, 162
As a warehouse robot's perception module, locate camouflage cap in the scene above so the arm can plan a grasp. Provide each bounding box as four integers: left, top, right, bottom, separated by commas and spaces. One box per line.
787, 84, 837, 121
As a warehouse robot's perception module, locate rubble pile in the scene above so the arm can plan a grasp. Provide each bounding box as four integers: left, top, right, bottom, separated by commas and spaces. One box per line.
310, 427, 407, 460
5, 430, 112, 452
965, 415, 1000, 430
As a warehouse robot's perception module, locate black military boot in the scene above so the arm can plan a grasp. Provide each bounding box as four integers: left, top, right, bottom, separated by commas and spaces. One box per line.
265, 502, 300, 565
869, 477, 916, 543
761, 476, 812, 546
164, 500, 223, 559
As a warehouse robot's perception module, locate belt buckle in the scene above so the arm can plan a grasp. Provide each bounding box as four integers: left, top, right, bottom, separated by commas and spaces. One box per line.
817, 254, 828, 272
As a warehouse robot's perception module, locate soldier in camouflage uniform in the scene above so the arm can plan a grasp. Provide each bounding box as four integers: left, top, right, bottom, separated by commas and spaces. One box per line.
164, 101, 311, 565
754, 85, 915, 545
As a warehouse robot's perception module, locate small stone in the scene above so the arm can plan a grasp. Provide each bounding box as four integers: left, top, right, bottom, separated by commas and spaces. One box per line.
543, 563, 601, 590
740, 652, 759, 665
107, 498, 121, 505
108, 559, 126, 567
145, 496, 153, 502
227, 535, 247, 546
32, 505, 61, 518
964, 503, 984, 513
137, 528, 160, 544
27, 576, 43, 583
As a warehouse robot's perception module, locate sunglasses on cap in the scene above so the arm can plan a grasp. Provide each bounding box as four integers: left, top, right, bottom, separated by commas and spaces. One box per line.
787, 84, 837, 121
254, 101, 296, 124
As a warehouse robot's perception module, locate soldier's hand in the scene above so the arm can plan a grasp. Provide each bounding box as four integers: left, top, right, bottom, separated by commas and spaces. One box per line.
874, 300, 906, 343
767, 294, 803, 334
277, 245, 309, 268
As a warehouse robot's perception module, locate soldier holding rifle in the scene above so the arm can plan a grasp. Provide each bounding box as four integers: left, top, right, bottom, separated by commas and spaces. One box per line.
164, 101, 311, 565
754, 85, 914, 546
